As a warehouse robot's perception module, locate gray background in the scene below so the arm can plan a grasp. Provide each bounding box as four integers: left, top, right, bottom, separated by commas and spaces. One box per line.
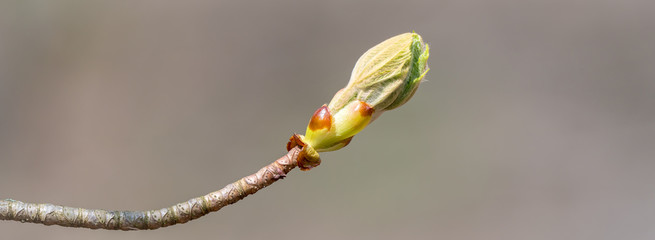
1, 1, 654, 239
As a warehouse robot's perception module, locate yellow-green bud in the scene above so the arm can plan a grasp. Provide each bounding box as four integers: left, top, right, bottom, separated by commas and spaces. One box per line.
329, 32, 430, 120
288, 32, 429, 170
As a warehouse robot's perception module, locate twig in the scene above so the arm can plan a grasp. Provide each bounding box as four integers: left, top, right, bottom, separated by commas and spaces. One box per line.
0, 147, 300, 230
0, 32, 430, 231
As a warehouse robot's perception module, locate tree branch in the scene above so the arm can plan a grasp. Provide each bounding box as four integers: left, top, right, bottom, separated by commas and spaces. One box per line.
0, 147, 301, 230
0, 32, 430, 231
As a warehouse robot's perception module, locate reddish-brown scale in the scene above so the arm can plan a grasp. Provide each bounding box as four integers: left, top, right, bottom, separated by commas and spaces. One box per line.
286, 134, 318, 171
308, 105, 332, 131
340, 136, 354, 148
286, 134, 306, 151
297, 151, 310, 171
354, 101, 375, 117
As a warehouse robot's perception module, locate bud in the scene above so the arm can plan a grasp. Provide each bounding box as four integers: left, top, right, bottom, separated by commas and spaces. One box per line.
288, 32, 429, 170
329, 32, 430, 119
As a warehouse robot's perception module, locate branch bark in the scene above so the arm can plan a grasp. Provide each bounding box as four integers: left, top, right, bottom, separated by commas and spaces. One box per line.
0, 147, 301, 230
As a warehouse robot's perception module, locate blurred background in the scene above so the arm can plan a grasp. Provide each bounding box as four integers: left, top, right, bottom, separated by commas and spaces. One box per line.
1, 0, 654, 239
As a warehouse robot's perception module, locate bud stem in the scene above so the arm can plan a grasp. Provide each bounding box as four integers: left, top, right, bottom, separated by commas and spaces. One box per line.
1, 148, 302, 230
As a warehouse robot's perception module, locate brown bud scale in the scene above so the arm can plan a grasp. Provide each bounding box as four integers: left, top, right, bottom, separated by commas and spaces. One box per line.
354, 101, 374, 117
308, 105, 332, 131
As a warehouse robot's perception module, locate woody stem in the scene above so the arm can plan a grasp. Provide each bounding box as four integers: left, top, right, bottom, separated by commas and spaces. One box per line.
0, 147, 301, 230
